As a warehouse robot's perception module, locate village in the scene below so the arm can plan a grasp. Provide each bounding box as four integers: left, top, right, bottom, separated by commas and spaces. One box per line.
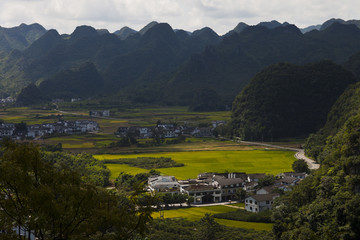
147, 171, 307, 213
115, 120, 226, 139
0, 120, 100, 139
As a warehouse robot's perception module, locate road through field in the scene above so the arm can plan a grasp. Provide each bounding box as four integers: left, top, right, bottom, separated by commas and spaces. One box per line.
240, 141, 320, 170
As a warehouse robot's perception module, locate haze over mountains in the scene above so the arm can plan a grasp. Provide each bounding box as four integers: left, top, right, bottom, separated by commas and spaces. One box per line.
1, 18, 360, 109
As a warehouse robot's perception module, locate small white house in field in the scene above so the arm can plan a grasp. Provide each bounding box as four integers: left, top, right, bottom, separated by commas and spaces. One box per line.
245, 193, 279, 213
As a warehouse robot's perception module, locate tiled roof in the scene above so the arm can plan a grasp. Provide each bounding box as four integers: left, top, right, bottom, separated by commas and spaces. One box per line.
216, 178, 244, 186
249, 193, 279, 202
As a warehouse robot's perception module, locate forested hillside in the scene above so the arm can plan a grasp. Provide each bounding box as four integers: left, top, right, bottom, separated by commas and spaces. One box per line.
230, 61, 356, 140
263, 49, 360, 239
273, 102, 360, 239
304, 51, 360, 159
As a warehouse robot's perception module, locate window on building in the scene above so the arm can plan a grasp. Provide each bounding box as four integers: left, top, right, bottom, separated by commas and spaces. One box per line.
266, 200, 269, 204
255, 201, 257, 204
250, 200, 253, 203
250, 207, 252, 210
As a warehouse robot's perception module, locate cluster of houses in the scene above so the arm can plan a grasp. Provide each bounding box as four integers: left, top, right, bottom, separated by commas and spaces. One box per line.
0, 97, 14, 103
89, 110, 110, 117
147, 171, 307, 213
115, 121, 226, 139
0, 120, 99, 139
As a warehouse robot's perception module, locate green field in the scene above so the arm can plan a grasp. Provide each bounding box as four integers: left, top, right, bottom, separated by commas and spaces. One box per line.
151, 205, 273, 231
95, 150, 296, 180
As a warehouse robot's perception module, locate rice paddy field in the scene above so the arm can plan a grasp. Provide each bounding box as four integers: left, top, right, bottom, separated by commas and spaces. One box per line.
95, 149, 296, 180
151, 205, 273, 231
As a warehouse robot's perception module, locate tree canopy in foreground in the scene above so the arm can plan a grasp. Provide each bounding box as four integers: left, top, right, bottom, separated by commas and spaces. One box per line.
0, 140, 152, 239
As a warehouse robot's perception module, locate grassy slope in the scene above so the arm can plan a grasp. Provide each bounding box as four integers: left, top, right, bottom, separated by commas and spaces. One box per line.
151, 205, 273, 231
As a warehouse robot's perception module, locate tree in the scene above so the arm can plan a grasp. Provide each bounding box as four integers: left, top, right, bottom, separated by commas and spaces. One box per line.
292, 159, 310, 173
258, 174, 275, 188
195, 214, 222, 240
235, 188, 247, 202
0, 140, 153, 239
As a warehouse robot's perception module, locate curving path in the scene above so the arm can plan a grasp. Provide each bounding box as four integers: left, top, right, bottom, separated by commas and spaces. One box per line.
240, 140, 320, 170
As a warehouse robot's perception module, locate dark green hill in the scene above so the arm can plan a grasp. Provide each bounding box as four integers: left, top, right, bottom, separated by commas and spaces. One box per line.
69, 25, 99, 42
15, 83, 44, 106
231, 61, 356, 140
273, 110, 360, 239
38, 62, 103, 99
0, 23, 46, 53
114, 26, 137, 40
304, 51, 360, 159
344, 51, 360, 80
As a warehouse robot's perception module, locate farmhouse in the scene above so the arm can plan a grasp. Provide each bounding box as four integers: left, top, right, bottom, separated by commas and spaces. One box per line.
182, 185, 221, 203
279, 172, 307, 179
89, 110, 110, 117
212, 176, 245, 201
148, 176, 181, 193
245, 193, 280, 213
0, 123, 15, 137
247, 173, 266, 182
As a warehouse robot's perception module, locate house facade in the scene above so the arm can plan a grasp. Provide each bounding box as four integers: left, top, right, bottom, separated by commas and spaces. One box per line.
245, 193, 280, 213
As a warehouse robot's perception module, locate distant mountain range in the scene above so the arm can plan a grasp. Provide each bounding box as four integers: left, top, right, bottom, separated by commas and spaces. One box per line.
1, 18, 360, 108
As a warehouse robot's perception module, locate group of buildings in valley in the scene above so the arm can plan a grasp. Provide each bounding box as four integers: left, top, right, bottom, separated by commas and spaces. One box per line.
115, 120, 226, 139
0, 120, 99, 139
0, 97, 14, 104
147, 171, 307, 213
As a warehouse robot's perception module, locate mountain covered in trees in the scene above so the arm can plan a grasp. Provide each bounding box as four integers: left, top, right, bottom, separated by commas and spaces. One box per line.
272, 71, 360, 239
2, 19, 360, 109
230, 60, 357, 140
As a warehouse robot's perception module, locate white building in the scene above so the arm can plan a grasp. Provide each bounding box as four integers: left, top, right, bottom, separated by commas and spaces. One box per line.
148, 176, 181, 193
245, 193, 279, 213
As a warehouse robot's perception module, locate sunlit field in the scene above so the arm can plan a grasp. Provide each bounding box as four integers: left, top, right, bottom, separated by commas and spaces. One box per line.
96, 150, 296, 180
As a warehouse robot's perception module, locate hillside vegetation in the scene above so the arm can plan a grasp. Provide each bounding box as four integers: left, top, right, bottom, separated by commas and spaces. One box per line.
273, 107, 360, 239
231, 61, 356, 140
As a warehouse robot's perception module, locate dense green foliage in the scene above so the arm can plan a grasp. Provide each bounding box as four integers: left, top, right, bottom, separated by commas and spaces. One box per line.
258, 174, 276, 188
304, 82, 360, 159
304, 51, 360, 159
105, 157, 184, 169
147, 216, 273, 240
273, 112, 360, 239
231, 61, 356, 140
15, 83, 45, 106
292, 159, 310, 173
0, 140, 153, 239
189, 87, 224, 111
38, 62, 104, 100
115, 170, 160, 191
41, 151, 111, 187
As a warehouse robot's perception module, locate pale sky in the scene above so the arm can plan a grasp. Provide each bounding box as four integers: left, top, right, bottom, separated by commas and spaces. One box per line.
0, 0, 358, 35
